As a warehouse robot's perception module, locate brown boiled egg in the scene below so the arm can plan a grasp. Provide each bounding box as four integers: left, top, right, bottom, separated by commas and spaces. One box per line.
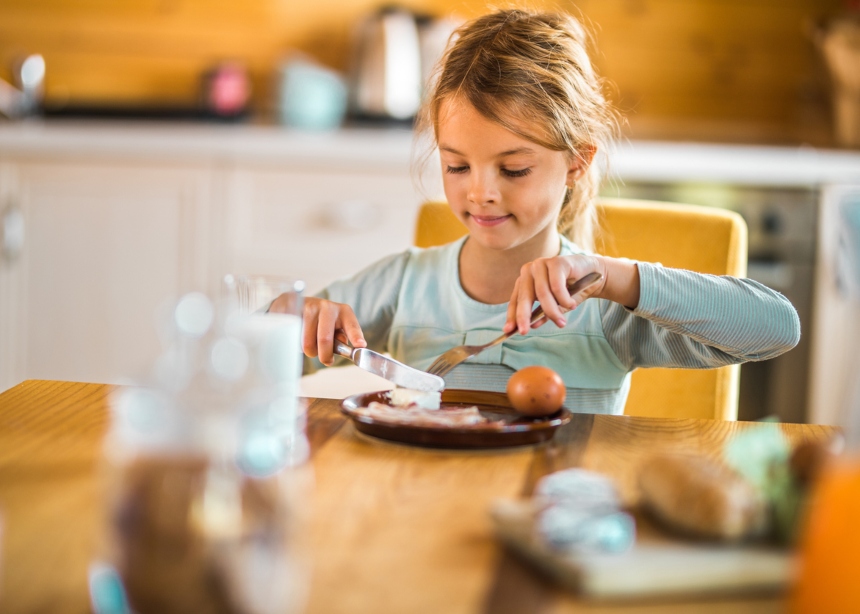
506, 366, 566, 417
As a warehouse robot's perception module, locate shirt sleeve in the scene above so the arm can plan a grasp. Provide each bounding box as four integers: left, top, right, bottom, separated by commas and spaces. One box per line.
303, 250, 412, 374
601, 261, 801, 370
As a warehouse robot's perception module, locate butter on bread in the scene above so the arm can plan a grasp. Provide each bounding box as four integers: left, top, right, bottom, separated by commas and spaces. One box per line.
388, 388, 441, 410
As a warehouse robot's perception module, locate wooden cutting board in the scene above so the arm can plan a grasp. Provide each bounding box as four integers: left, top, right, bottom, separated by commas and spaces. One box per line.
490, 499, 793, 600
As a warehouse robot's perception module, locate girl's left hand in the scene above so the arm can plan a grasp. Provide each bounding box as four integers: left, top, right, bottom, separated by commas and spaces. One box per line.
504, 254, 606, 335
504, 254, 640, 335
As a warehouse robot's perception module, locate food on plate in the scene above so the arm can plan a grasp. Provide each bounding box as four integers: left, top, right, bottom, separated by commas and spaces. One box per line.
506, 366, 566, 416
352, 401, 502, 428
388, 387, 441, 410
638, 453, 768, 541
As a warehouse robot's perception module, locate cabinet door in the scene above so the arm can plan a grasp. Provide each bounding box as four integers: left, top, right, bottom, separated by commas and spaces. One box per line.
808, 184, 860, 426
0, 159, 214, 390
0, 161, 25, 390
225, 166, 421, 295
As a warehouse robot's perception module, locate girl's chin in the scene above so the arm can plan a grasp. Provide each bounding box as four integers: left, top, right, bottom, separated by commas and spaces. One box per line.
467, 222, 556, 254
468, 227, 521, 251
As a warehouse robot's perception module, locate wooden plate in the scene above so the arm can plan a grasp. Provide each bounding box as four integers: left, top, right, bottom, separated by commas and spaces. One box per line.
340, 389, 571, 449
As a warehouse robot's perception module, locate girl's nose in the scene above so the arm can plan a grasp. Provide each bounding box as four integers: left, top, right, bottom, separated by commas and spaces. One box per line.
467, 172, 498, 206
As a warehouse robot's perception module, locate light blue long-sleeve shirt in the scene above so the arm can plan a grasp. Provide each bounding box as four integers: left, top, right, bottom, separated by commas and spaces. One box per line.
307, 235, 800, 415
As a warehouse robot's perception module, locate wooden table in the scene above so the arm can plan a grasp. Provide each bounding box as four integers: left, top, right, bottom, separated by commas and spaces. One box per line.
0, 380, 838, 614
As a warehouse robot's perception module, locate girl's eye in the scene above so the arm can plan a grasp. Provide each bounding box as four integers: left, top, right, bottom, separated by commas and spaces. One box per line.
446, 165, 469, 174
502, 167, 532, 178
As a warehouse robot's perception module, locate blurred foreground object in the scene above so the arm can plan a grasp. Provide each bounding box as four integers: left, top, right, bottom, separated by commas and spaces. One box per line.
638, 454, 768, 542
639, 422, 846, 549
277, 56, 347, 130
490, 467, 791, 599
815, 16, 860, 147
790, 458, 860, 613
791, 194, 860, 612
101, 282, 311, 614
532, 469, 635, 554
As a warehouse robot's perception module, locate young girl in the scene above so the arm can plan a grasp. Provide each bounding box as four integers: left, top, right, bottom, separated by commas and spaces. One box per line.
275, 8, 799, 415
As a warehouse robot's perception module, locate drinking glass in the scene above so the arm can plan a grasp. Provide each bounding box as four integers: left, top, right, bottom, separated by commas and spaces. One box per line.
222, 275, 307, 457
224, 274, 305, 316
102, 283, 312, 614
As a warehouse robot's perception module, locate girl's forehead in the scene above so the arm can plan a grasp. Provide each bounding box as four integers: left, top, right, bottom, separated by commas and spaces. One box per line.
436, 97, 551, 153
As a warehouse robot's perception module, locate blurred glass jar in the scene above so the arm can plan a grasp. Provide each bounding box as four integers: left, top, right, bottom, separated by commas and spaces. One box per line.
100, 282, 311, 614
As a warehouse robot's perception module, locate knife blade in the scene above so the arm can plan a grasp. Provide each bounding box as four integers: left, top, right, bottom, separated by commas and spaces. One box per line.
334, 340, 445, 392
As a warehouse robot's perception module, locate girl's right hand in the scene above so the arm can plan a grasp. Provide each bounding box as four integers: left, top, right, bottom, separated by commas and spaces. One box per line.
292, 296, 366, 366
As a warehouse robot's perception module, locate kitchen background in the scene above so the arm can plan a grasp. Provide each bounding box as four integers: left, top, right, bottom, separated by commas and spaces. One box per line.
1, 0, 859, 428
0, 0, 849, 144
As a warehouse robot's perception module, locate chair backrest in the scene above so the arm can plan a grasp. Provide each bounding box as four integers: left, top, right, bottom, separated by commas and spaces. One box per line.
414, 198, 748, 420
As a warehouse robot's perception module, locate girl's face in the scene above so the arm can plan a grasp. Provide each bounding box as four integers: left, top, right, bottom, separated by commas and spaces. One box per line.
436, 98, 585, 254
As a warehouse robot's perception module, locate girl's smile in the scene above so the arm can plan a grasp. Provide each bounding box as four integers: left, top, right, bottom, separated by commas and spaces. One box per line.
470, 214, 512, 227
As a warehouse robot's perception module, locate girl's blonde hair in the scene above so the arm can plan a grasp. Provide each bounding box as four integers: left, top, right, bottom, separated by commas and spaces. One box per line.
416, 8, 618, 251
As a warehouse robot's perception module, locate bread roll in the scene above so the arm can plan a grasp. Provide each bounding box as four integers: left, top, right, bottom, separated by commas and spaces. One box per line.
638, 453, 768, 541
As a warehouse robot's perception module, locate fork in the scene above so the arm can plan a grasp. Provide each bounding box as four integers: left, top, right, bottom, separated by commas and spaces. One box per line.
426, 271, 603, 378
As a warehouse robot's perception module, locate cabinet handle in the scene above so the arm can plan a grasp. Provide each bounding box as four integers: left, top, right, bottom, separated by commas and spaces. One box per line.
1, 202, 24, 262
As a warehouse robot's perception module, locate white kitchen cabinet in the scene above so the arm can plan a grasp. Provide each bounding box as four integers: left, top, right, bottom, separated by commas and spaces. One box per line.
807, 184, 860, 427
223, 164, 421, 294
0, 162, 25, 391
0, 125, 425, 392
0, 157, 216, 390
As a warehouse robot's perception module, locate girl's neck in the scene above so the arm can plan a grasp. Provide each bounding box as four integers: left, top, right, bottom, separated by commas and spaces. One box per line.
459, 227, 562, 305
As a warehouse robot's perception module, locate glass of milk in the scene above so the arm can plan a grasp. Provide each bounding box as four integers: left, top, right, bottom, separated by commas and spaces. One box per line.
222, 274, 307, 467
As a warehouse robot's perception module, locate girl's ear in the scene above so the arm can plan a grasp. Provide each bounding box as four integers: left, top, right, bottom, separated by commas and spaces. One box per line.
566, 146, 597, 185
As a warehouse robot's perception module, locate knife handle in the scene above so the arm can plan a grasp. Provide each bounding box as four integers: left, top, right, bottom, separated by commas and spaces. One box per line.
333, 339, 355, 361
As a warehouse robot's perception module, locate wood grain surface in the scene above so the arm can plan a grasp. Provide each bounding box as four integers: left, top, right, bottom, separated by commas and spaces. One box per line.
0, 0, 837, 145
0, 380, 840, 614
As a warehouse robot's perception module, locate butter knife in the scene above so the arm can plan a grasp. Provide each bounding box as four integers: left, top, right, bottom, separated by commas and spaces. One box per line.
334, 340, 445, 392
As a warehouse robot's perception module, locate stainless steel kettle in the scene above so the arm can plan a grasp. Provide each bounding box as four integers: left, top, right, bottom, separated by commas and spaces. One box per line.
348, 7, 423, 121
347, 8, 461, 122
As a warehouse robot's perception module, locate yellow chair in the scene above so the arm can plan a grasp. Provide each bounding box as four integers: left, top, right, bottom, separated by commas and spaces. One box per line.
414, 199, 748, 420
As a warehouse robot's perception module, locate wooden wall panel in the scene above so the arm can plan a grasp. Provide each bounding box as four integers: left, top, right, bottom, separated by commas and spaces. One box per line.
0, 0, 844, 144
0, 0, 423, 109
573, 0, 840, 142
